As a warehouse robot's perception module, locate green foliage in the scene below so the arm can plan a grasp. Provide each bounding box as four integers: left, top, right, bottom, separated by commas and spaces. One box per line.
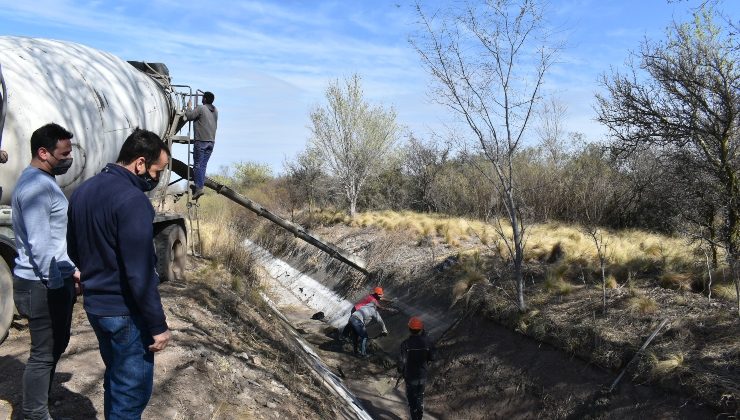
309, 73, 400, 216
232, 161, 273, 191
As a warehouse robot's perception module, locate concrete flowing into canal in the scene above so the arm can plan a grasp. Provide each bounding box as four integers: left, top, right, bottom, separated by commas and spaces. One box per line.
246, 239, 421, 419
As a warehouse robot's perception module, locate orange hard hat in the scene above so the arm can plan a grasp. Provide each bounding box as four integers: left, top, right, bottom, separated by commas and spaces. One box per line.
374, 287, 384, 296
408, 316, 424, 331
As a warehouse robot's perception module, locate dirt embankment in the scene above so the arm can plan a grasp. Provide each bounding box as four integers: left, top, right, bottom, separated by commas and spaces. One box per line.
0, 258, 349, 420
256, 221, 737, 419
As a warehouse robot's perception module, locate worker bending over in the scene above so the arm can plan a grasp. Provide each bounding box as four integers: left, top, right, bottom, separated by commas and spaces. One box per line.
398, 317, 436, 420
348, 301, 388, 357
341, 286, 384, 340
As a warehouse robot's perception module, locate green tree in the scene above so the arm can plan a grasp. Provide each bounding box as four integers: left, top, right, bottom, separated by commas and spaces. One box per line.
309, 74, 400, 217
232, 161, 273, 191
596, 7, 740, 314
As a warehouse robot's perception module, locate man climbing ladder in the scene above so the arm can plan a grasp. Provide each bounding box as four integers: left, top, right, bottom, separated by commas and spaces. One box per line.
184, 91, 218, 200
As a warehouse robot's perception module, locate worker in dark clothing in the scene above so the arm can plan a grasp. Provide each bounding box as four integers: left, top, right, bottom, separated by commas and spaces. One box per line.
398, 316, 436, 420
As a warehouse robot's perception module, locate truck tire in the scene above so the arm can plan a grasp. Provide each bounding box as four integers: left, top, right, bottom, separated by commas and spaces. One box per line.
0, 257, 12, 345
155, 224, 186, 283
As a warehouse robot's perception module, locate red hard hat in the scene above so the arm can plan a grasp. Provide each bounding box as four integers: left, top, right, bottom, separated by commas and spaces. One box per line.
374, 287, 384, 297
408, 316, 424, 331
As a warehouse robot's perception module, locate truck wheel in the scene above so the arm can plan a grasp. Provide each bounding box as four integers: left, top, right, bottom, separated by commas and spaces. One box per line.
0, 257, 13, 345
155, 224, 187, 283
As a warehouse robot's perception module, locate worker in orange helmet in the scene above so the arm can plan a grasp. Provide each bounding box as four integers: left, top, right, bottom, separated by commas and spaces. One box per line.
340, 287, 385, 341
398, 316, 436, 420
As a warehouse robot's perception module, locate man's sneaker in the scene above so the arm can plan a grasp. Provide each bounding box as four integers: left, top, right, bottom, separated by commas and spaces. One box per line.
192, 188, 205, 200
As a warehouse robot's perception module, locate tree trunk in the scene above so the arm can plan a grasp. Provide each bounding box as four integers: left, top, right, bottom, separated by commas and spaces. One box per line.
722, 154, 740, 316
507, 190, 526, 312
601, 259, 607, 313
735, 275, 740, 317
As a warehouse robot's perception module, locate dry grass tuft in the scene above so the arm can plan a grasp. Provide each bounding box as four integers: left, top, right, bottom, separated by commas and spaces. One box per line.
651, 352, 685, 376
711, 283, 739, 301
628, 294, 658, 315
450, 252, 488, 305
658, 272, 693, 291
544, 272, 574, 296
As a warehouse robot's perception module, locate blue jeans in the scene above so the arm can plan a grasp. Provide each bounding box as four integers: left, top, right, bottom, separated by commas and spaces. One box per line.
349, 316, 368, 355
193, 140, 214, 190
87, 314, 154, 420
13, 277, 76, 420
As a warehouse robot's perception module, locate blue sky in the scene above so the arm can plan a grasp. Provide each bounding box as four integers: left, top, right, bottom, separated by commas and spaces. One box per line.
1, 0, 737, 174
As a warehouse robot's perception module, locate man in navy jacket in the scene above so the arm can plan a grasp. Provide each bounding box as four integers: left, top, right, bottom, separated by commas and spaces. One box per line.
67, 128, 171, 419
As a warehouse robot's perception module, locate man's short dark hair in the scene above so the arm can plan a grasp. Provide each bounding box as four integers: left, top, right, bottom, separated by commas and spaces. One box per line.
203, 91, 215, 105
30, 123, 73, 157
116, 127, 171, 167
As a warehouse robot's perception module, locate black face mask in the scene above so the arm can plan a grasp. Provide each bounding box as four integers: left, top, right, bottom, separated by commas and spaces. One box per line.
51, 158, 74, 176
139, 170, 160, 192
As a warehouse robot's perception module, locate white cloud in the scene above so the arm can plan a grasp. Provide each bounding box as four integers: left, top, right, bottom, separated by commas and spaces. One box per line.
3, 0, 736, 171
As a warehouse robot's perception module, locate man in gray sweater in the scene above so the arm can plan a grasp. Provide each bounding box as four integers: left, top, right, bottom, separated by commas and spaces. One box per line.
184, 91, 218, 199
349, 302, 388, 357
12, 123, 80, 420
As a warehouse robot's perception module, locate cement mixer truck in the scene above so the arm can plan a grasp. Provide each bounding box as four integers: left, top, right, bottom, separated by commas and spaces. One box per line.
0, 36, 192, 343
0, 36, 368, 344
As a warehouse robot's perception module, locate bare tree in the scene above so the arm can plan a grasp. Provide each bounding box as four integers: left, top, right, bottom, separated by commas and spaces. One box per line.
404, 134, 450, 212
596, 7, 740, 315
535, 97, 569, 165
309, 74, 399, 217
284, 147, 326, 221
411, 0, 560, 311
568, 143, 617, 313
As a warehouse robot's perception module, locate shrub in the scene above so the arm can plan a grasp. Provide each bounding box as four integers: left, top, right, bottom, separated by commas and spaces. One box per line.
544, 274, 574, 296
712, 283, 739, 301
628, 295, 658, 314
658, 272, 693, 290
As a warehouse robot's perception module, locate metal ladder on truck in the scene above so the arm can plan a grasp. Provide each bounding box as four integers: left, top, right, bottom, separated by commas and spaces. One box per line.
161, 86, 205, 257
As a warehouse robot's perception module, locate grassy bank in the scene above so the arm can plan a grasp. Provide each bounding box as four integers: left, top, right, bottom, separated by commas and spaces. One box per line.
296, 209, 739, 413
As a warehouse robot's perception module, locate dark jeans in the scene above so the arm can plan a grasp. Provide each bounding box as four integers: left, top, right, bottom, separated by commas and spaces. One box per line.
87, 313, 154, 420
13, 276, 76, 420
405, 380, 426, 420
349, 316, 367, 355
193, 140, 214, 190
